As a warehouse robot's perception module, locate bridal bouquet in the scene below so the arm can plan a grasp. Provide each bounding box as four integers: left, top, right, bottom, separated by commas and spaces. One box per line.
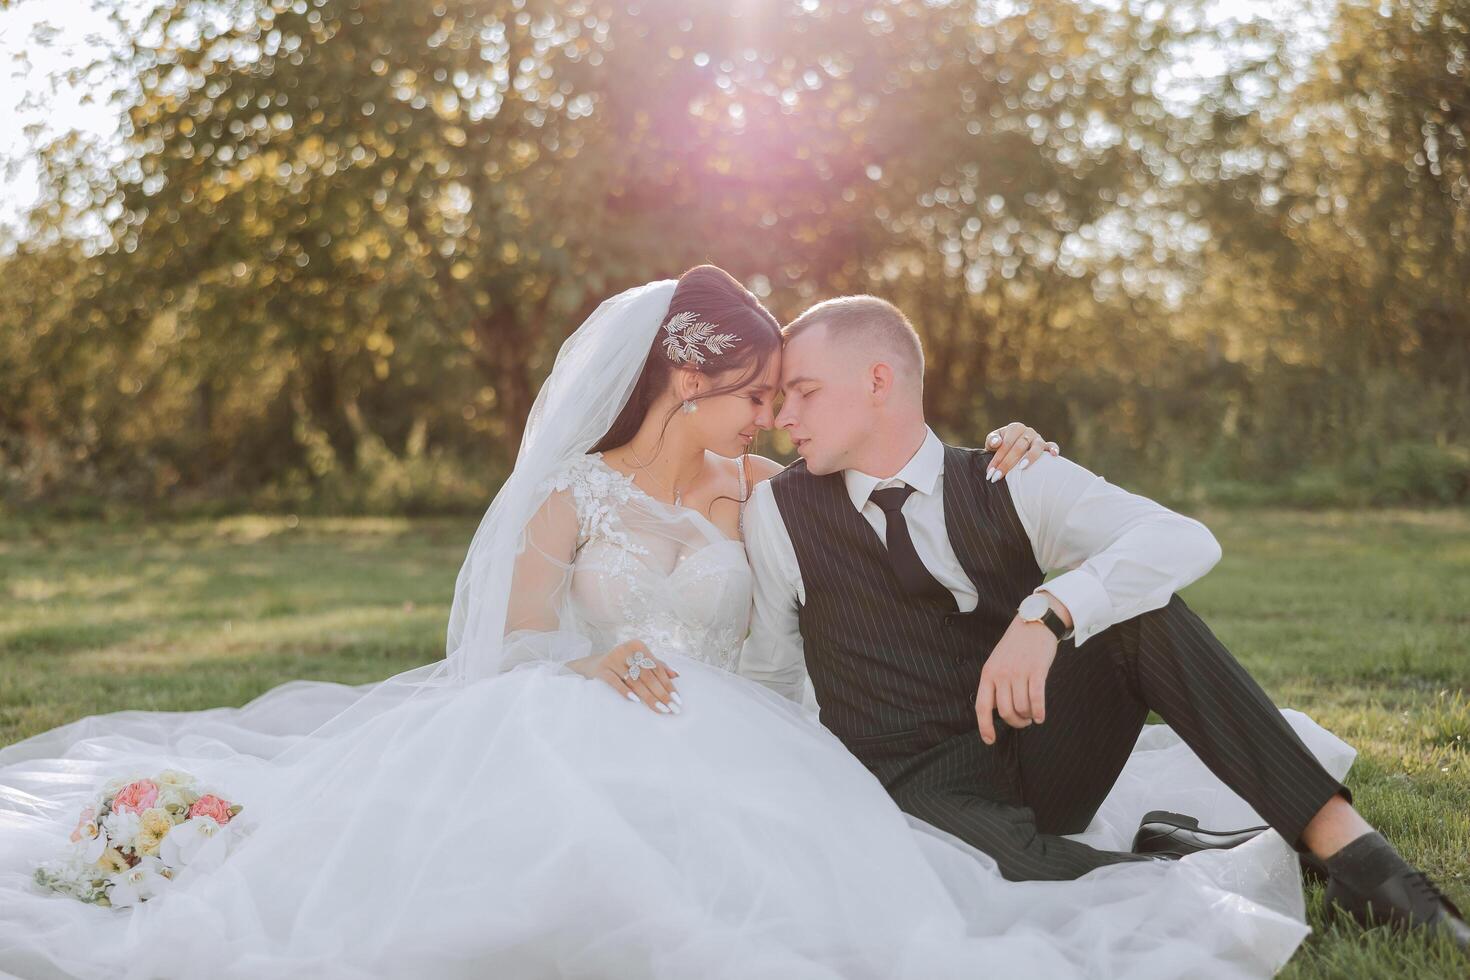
32, 768, 245, 908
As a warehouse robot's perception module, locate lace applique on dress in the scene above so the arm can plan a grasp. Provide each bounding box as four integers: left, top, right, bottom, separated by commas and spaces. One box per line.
539, 455, 651, 567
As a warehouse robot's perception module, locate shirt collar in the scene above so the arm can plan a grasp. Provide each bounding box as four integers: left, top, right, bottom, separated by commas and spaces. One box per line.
842, 426, 945, 512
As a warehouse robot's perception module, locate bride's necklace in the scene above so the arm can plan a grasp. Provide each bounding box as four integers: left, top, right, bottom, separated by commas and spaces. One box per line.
623, 446, 687, 508
620, 443, 687, 505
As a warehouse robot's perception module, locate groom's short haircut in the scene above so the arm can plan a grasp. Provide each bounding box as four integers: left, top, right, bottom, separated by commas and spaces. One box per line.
782, 295, 925, 382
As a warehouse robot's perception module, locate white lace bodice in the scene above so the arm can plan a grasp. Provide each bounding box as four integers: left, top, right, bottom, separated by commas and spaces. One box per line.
535, 454, 753, 672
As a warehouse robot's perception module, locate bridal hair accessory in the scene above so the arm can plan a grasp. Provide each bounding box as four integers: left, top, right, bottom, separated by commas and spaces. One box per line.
32, 768, 247, 908
662, 311, 739, 366
623, 651, 657, 681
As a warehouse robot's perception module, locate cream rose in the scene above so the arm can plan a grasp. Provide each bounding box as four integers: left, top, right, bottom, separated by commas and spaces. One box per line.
140, 807, 173, 836
96, 847, 129, 873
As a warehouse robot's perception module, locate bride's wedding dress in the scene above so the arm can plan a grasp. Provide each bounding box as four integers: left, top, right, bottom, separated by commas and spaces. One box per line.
0, 279, 1354, 978
0, 452, 1353, 979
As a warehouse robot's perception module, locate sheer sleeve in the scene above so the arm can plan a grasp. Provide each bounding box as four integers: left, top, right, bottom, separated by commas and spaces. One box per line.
500, 488, 594, 672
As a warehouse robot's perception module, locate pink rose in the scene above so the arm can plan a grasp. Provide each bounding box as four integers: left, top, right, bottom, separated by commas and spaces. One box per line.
111, 780, 159, 815
187, 794, 233, 825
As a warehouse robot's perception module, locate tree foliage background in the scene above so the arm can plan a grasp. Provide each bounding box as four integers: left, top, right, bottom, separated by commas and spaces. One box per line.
1, 0, 1466, 516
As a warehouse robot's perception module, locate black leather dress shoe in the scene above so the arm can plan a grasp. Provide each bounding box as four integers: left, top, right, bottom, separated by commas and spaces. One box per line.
1326, 869, 1470, 952
1131, 810, 1270, 860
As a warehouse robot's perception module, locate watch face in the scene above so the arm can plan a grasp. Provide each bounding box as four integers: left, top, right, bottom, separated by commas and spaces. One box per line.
1018, 594, 1049, 620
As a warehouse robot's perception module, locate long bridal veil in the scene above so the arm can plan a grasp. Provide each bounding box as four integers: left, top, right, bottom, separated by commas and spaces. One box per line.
442, 278, 680, 682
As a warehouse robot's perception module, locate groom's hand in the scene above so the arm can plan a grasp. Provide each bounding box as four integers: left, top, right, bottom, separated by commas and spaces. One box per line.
976, 619, 1059, 744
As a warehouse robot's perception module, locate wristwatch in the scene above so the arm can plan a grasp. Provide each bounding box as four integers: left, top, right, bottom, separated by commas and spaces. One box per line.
1017, 592, 1073, 642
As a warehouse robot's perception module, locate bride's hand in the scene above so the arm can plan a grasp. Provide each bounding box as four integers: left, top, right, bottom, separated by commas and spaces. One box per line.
571, 640, 682, 715
984, 422, 1060, 483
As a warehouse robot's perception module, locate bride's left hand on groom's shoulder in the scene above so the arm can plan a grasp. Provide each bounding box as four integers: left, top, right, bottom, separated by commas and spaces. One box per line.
984, 422, 1060, 483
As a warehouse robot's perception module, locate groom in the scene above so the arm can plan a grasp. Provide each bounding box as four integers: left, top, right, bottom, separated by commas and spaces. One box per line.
739, 295, 1467, 949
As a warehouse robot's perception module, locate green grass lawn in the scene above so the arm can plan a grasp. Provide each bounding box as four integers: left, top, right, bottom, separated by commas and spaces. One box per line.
2, 509, 1467, 977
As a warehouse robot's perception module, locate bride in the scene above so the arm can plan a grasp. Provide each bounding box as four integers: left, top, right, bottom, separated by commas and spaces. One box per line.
0, 266, 1353, 979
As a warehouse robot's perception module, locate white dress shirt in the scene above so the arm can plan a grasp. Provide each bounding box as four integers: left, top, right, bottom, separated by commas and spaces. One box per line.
738, 427, 1223, 703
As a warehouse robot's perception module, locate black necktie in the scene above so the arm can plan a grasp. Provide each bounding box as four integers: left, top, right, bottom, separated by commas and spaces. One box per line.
869, 484, 957, 610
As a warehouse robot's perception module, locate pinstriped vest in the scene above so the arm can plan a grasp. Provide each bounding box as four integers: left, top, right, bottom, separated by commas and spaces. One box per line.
769, 445, 1045, 771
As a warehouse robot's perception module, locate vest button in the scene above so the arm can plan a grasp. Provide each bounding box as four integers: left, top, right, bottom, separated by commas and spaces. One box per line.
952, 655, 965, 666
943, 614, 955, 626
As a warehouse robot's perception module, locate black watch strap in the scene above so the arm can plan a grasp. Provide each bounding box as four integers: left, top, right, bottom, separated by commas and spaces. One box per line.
1039, 607, 1071, 642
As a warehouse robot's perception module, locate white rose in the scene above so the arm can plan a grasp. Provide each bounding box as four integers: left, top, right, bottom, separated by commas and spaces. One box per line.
101, 810, 142, 851
155, 769, 197, 788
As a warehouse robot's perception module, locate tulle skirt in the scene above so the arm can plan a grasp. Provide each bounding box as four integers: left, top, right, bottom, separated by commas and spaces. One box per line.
0, 653, 1354, 979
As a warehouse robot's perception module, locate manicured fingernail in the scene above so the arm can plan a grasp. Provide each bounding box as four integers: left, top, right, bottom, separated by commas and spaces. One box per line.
989, 435, 1000, 445
1016, 458, 1030, 471
669, 703, 682, 715
671, 692, 683, 705
656, 702, 671, 714
989, 469, 1002, 483
626, 692, 640, 703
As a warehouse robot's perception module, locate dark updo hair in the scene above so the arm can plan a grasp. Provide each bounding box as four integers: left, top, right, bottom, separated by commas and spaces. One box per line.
589, 265, 781, 455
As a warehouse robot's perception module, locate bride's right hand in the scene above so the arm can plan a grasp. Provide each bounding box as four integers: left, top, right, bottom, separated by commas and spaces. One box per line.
570, 640, 682, 715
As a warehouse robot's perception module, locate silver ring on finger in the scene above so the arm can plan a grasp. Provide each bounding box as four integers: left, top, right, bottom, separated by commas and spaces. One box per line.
624, 652, 656, 681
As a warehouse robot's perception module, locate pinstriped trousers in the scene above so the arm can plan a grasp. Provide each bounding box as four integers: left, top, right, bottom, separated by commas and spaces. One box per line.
889, 593, 1351, 882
